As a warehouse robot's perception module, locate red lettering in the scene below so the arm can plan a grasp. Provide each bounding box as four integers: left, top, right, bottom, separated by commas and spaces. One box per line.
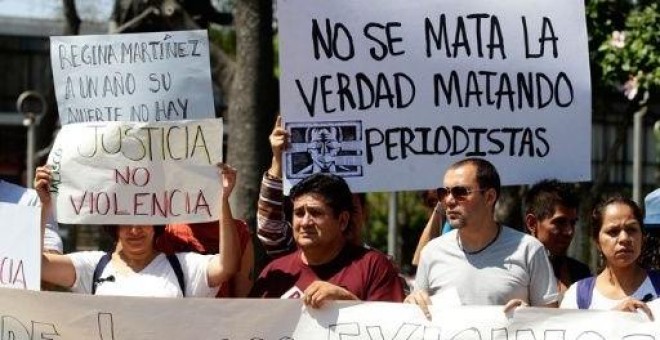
194, 190, 211, 217
68, 189, 214, 218
95, 192, 111, 215
69, 191, 88, 215
134, 193, 149, 215
114, 167, 131, 184
0, 257, 27, 289
152, 191, 168, 217
132, 167, 150, 187
0, 257, 9, 285
113, 193, 130, 215
13, 260, 26, 289
114, 166, 151, 187
169, 189, 182, 217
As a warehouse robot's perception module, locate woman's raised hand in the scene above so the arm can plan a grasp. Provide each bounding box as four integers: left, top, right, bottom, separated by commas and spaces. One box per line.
218, 163, 237, 200
34, 166, 52, 205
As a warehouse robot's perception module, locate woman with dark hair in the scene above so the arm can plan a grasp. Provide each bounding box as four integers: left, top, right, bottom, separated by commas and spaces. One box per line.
33, 164, 240, 298
560, 196, 659, 320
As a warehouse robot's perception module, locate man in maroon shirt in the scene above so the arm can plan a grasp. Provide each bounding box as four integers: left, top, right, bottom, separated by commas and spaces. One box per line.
250, 173, 405, 307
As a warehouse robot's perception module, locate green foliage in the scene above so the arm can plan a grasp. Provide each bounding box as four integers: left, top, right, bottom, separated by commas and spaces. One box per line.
364, 193, 390, 252
274, 34, 280, 78
586, 0, 631, 50
591, 1, 660, 98
364, 192, 431, 273
209, 26, 236, 57
208, 23, 281, 78
208, 1, 237, 57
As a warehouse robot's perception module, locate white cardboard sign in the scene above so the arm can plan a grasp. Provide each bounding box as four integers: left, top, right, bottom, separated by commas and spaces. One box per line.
51, 30, 215, 125
46, 119, 223, 225
0, 203, 40, 291
278, 0, 591, 192
0, 288, 658, 339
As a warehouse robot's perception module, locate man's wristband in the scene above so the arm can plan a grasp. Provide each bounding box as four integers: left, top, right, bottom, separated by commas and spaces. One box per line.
265, 170, 282, 181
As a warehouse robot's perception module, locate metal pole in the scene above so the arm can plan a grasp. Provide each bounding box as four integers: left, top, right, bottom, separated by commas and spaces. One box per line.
24, 115, 36, 188
632, 92, 650, 205
16, 90, 46, 189
633, 109, 645, 204
387, 191, 397, 258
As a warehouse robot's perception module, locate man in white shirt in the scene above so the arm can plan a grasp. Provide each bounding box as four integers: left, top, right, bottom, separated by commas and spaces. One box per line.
405, 158, 558, 316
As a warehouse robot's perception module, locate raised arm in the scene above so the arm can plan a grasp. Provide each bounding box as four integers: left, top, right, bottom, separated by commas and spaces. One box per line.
34, 166, 76, 288
412, 202, 443, 266
268, 115, 286, 181
257, 115, 295, 256
207, 164, 240, 287
231, 225, 255, 297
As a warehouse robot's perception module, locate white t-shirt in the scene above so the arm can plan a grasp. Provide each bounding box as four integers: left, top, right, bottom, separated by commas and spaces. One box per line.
414, 226, 558, 306
560, 276, 658, 309
68, 251, 219, 298
0, 180, 62, 253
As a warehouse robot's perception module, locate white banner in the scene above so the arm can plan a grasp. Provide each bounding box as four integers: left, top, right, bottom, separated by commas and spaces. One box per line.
0, 203, 40, 291
51, 30, 215, 125
46, 119, 223, 225
278, 0, 591, 192
0, 288, 658, 340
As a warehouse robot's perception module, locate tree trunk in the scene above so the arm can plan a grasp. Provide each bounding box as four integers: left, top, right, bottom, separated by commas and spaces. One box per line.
209, 44, 236, 105
227, 0, 277, 227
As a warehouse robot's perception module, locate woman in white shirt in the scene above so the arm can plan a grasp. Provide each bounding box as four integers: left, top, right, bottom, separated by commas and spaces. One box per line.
560, 196, 658, 320
33, 164, 240, 298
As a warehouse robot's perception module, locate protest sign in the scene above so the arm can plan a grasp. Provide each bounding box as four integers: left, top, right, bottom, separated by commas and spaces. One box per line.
0, 288, 657, 340
0, 203, 40, 291
51, 30, 215, 125
278, 0, 591, 192
46, 118, 223, 225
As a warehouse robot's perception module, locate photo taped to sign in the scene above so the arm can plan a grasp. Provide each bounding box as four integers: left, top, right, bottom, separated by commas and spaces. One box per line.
286, 121, 363, 179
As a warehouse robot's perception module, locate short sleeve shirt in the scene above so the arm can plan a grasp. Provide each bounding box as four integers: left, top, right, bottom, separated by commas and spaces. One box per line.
415, 226, 558, 306
250, 244, 405, 302
68, 251, 219, 298
560, 275, 658, 309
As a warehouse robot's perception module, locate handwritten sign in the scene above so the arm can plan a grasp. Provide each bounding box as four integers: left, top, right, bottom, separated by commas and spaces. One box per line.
0, 288, 658, 339
51, 30, 215, 125
0, 203, 40, 291
278, 0, 591, 192
46, 119, 223, 225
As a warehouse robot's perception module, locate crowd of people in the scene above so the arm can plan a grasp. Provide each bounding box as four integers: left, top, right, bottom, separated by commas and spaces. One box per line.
3, 116, 658, 322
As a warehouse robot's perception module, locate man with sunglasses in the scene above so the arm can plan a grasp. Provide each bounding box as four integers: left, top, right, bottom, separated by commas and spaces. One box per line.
524, 179, 591, 297
405, 158, 558, 317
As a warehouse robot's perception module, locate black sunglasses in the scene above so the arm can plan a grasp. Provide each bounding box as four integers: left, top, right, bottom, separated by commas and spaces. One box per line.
436, 186, 486, 201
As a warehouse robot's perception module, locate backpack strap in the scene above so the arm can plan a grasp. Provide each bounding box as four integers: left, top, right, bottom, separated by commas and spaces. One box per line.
576, 276, 596, 309
92, 252, 113, 295
92, 252, 186, 297
166, 254, 186, 297
648, 270, 660, 295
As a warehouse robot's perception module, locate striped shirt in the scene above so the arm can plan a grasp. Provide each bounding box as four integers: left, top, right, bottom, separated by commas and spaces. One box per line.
257, 172, 295, 257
